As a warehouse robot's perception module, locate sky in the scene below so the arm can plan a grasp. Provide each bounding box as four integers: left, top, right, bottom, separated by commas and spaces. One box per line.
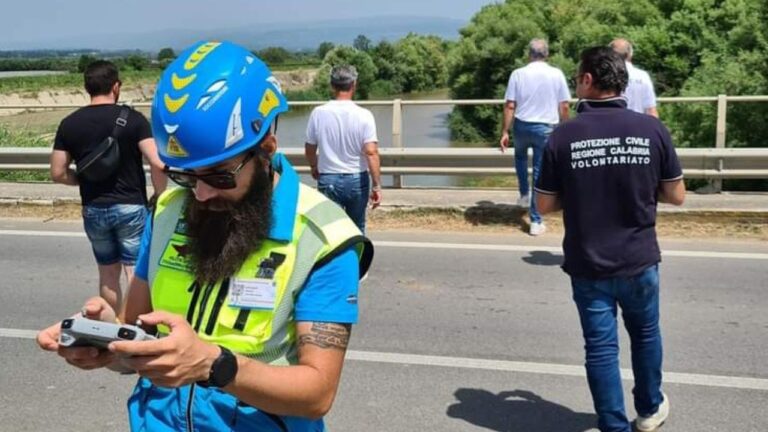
2, 0, 498, 50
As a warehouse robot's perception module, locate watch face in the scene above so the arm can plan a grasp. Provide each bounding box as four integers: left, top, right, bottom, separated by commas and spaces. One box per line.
210, 347, 238, 388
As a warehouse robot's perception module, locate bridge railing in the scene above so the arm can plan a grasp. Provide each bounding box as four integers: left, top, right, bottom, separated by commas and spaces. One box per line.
1, 147, 766, 182
2, 95, 768, 189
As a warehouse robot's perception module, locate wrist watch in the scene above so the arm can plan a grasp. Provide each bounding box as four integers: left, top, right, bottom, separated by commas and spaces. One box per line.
197, 346, 238, 388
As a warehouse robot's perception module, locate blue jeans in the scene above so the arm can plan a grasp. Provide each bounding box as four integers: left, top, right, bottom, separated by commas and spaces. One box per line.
512, 120, 553, 223
82, 204, 147, 265
317, 173, 370, 233
571, 265, 664, 432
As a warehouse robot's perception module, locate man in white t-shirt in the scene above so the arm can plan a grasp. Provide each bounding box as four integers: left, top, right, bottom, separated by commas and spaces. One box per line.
611, 38, 658, 118
305, 65, 382, 232
499, 38, 570, 236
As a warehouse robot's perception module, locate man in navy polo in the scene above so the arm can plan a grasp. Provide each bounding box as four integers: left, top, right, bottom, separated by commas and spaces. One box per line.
535, 47, 685, 432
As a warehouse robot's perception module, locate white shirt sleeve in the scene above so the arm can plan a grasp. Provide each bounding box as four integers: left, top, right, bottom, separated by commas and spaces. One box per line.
558, 70, 571, 102
504, 71, 518, 102
362, 110, 378, 144
642, 72, 657, 109
305, 109, 317, 145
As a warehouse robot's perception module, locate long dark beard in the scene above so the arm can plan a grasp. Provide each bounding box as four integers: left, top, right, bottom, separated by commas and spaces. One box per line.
184, 160, 273, 284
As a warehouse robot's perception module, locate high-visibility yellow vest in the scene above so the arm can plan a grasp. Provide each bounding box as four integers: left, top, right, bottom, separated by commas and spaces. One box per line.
147, 185, 372, 365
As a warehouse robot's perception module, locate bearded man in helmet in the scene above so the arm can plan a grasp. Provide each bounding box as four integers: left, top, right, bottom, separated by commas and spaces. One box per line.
37, 41, 373, 432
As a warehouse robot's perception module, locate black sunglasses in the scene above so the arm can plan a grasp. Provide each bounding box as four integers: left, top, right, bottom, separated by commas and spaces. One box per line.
164, 152, 255, 190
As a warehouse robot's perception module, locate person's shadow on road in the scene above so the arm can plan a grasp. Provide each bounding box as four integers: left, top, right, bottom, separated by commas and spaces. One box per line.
464, 202, 528, 231
522, 251, 563, 266
446, 388, 596, 432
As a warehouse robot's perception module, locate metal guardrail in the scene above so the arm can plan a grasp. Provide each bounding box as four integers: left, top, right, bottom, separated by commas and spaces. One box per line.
1, 147, 766, 180
2, 95, 768, 186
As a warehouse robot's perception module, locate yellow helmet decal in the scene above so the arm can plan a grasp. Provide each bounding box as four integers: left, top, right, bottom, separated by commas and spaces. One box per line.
164, 93, 189, 114
166, 136, 188, 157
183, 42, 221, 71
171, 72, 197, 90
258, 88, 279, 117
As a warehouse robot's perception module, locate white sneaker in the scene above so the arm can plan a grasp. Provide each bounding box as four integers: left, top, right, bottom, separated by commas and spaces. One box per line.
529, 222, 546, 236
634, 393, 669, 432
517, 194, 530, 208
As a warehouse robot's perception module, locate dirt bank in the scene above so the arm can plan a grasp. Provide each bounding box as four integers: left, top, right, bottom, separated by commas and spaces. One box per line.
0, 69, 318, 116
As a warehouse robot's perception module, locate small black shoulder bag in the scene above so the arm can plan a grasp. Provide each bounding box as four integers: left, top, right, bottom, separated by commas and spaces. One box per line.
75, 106, 130, 182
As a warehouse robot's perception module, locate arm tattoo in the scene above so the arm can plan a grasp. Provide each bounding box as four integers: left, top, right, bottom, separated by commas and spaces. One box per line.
299, 322, 351, 350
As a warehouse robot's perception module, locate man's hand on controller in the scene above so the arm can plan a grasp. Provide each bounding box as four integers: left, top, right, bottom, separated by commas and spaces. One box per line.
110, 311, 219, 388
36, 296, 118, 370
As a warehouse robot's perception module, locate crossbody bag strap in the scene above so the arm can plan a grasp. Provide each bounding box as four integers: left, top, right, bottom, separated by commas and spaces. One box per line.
110, 105, 131, 139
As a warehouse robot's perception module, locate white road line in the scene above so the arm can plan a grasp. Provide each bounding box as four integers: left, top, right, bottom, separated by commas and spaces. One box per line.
375, 240, 562, 253
661, 250, 768, 260
2, 230, 768, 260
374, 240, 768, 260
3, 328, 766, 391
0, 328, 38, 339
0, 229, 85, 238
346, 350, 768, 391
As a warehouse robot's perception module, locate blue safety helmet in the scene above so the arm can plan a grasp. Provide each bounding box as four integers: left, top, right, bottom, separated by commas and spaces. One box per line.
151, 40, 289, 169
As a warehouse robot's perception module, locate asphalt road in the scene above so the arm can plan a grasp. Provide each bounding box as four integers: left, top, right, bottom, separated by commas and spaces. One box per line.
1, 219, 767, 432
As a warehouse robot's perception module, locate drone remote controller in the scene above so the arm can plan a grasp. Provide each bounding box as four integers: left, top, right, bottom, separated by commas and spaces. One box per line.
58, 316, 155, 349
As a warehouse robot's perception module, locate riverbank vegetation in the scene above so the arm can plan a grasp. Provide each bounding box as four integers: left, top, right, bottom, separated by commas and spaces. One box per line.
447, 0, 768, 191
0, 35, 453, 99
448, 0, 768, 149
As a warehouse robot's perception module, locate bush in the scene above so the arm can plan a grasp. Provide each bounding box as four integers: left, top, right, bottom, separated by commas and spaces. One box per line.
157, 47, 176, 62
257, 47, 292, 65
368, 80, 402, 97
314, 46, 378, 99
393, 34, 449, 93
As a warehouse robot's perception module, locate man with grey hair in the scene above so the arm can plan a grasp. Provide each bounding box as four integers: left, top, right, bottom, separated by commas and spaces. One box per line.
610, 38, 658, 117
500, 38, 570, 236
305, 64, 382, 232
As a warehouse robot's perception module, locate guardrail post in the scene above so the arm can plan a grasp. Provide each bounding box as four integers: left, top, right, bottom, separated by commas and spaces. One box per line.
712, 94, 728, 193
392, 98, 403, 188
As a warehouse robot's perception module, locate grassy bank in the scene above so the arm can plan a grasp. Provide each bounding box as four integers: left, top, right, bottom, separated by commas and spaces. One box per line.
0, 66, 320, 96
0, 124, 52, 181
0, 70, 161, 95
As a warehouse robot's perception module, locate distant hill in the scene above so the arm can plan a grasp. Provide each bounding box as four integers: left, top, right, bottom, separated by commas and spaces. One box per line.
8, 16, 467, 52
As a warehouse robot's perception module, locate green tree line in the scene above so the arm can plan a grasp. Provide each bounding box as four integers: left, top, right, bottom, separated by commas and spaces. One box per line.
301, 33, 452, 100
0, 58, 77, 72
447, 0, 768, 159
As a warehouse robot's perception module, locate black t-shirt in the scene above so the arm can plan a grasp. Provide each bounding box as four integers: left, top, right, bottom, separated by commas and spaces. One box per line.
535, 98, 683, 279
54, 104, 152, 206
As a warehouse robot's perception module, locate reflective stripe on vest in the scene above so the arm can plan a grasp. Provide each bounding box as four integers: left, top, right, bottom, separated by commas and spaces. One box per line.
147, 184, 372, 363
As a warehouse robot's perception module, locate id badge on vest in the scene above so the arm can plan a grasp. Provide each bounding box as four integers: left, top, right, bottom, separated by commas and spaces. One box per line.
229, 278, 276, 310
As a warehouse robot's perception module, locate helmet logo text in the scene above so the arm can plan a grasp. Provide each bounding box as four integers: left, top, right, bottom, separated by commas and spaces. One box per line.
197, 79, 229, 111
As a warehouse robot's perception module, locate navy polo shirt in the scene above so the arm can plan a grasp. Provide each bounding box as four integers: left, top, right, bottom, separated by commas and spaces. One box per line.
535, 98, 683, 279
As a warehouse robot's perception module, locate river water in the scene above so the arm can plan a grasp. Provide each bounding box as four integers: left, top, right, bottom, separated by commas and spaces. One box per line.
276, 91, 463, 187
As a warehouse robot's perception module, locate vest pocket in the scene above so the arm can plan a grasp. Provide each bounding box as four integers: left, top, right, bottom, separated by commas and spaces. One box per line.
214, 304, 274, 350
